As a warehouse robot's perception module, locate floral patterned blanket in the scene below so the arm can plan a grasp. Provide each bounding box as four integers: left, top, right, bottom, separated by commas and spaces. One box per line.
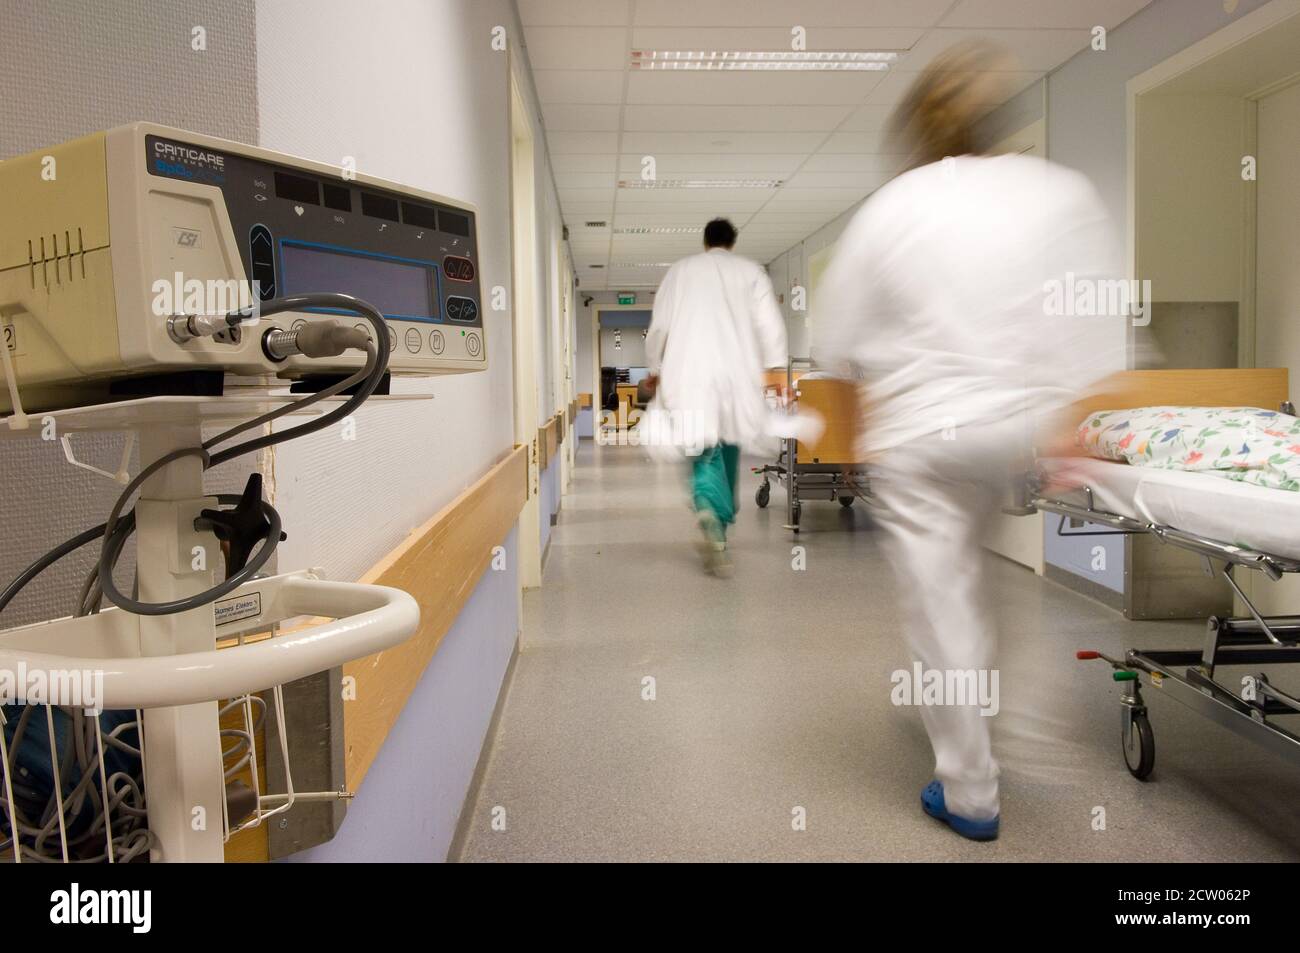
1076, 406, 1300, 492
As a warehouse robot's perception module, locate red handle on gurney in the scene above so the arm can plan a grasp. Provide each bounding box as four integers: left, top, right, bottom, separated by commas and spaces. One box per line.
1076, 649, 1137, 680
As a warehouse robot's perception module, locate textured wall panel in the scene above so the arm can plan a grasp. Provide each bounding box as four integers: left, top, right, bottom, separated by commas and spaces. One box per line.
0, 0, 259, 629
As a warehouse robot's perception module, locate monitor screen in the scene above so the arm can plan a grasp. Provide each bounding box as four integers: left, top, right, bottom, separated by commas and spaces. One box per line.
279, 242, 439, 322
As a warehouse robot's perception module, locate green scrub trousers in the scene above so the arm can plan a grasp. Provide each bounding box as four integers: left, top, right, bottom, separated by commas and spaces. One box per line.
692, 443, 741, 536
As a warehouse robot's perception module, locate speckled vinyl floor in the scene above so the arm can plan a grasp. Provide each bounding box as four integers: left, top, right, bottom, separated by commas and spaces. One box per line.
456, 440, 1300, 862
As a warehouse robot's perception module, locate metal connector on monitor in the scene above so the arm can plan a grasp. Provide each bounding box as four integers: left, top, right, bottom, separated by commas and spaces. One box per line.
166, 311, 245, 344
262, 321, 371, 363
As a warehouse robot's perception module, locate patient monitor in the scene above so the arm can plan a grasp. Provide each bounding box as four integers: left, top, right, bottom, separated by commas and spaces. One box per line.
1, 123, 485, 411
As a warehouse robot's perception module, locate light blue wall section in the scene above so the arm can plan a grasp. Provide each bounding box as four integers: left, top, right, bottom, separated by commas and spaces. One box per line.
1043, 520, 1126, 594
288, 527, 520, 863
577, 408, 594, 439
539, 462, 557, 552
599, 309, 652, 328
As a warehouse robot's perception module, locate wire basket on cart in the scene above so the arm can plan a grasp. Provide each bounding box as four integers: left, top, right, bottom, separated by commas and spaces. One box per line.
0, 571, 416, 862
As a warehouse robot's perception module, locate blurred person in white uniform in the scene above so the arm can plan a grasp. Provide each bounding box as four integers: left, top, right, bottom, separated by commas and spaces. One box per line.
816, 43, 1123, 839
645, 218, 788, 577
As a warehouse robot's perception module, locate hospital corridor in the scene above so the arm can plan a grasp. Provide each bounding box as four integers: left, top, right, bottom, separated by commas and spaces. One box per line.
458, 445, 1300, 863
3, 0, 1300, 930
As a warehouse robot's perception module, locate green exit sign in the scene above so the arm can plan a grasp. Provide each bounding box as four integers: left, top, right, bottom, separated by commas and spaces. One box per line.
617, 292, 636, 305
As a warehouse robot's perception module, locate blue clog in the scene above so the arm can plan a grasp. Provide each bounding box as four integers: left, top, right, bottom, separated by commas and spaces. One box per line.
921, 780, 1000, 841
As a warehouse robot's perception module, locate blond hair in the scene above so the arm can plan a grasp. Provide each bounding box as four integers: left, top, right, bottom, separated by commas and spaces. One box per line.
889, 41, 1016, 168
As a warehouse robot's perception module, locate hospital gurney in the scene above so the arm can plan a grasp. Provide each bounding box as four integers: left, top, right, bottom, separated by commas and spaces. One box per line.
753, 358, 869, 532
1022, 369, 1300, 781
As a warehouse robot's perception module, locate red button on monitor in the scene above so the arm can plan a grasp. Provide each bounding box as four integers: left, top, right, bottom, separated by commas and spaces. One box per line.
444, 256, 475, 281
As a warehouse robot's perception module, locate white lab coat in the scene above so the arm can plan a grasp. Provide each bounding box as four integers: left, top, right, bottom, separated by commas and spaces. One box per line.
814, 154, 1122, 822
645, 248, 788, 455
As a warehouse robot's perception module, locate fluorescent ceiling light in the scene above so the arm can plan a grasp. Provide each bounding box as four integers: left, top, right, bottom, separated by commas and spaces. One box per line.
614, 226, 702, 234
631, 50, 898, 71
618, 178, 782, 189
611, 262, 675, 268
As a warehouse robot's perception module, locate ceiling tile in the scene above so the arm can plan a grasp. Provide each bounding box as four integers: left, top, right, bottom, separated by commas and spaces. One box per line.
632, 1, 953, 28
620, 131, 822, 154
898, 27, 1093, 72
801, 153, 909, 172
546, 131, 620, 153
817, 131, 893, 153
939, 0, 1153, 30
542, 103, 622, 131
623, 104, 853, 132
618, 153, 808, 174
518, 0, 631, 26
551, 153, 619, 172
522, 26, 629, 70
836, 103, 898, 130
554, 171, 618, 189
626, 69, 887, 106
533, 70, 626, 104
785, 170, 893, 189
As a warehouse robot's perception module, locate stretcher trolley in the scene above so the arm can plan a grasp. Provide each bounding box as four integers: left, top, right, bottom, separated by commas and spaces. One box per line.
753, 358, 869, 533
1019, 371, 1300, 780
1027, 452, 1300, 782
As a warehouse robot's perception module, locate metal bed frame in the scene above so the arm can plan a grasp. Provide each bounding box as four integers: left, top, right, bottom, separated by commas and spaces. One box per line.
1027, 478, 1300, 780
753, 358, 870, 532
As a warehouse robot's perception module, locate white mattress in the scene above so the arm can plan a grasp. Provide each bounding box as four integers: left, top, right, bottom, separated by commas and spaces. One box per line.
1037, 457, 1300, 561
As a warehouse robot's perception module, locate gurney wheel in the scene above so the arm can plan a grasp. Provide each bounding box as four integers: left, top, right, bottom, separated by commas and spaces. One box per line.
1122, 710, 1155, 781
838, 495, 854, 507
755, 482, 770, 508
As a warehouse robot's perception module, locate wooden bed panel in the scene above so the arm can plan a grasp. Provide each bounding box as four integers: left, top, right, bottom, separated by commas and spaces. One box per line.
795, 378, 865, 465
1044, 368, 1291, 454
1071, 368, 1290, 417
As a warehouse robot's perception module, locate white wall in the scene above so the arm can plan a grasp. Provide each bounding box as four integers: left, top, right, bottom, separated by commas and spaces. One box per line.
1137, 94, 1249, 303
1046, 0, 1272, 231
255, 0, 566, 859
765, 201, 865, 360
599, 328, 648, 366
1253, 78, 1300, 613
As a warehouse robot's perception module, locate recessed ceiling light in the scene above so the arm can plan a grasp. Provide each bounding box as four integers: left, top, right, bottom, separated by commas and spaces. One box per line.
631, 50, 899, 71
618, 178, 782, 189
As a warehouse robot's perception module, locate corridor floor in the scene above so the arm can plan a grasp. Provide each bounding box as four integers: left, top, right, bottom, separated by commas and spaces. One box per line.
458, 440, 1300, 861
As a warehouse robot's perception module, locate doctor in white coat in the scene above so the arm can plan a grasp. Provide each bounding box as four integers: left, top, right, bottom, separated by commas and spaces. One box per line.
645, 218, 788, 576
815, 43, 1123, 839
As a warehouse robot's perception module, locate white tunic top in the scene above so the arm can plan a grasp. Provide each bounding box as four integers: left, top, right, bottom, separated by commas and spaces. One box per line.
814, 153, 1126, 458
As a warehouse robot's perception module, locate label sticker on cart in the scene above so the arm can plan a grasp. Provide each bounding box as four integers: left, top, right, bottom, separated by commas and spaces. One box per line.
3, 323, 23, 357
1151, 672, 1163, 687
214, 592, 261, 626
